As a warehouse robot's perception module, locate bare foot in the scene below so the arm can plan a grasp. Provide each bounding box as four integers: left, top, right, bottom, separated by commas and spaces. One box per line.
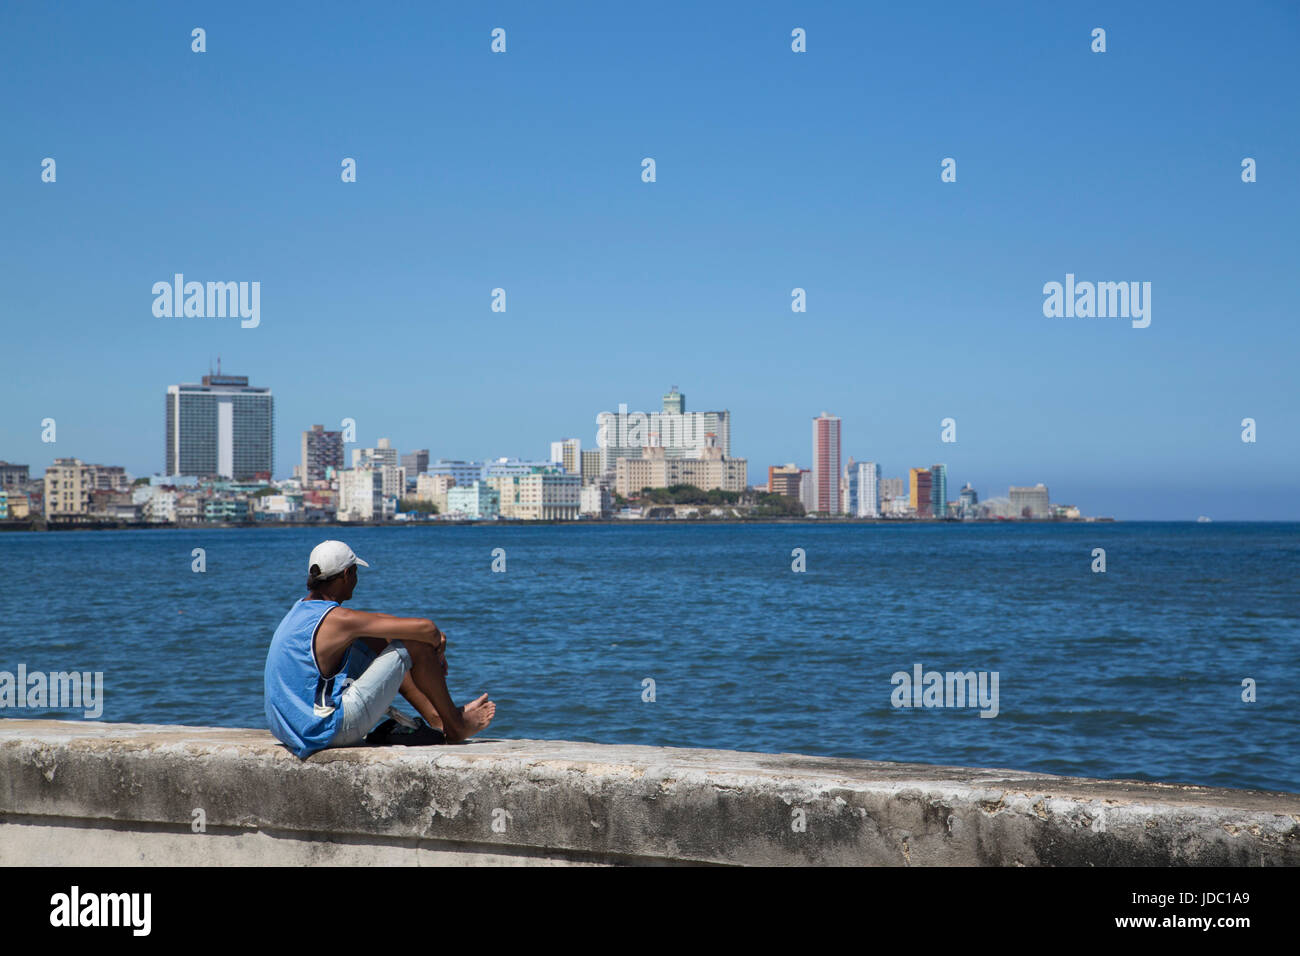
455, 693, 496, 741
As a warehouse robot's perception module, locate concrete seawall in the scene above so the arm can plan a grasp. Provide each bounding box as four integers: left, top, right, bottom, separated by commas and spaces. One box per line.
1, 719, 1295, 866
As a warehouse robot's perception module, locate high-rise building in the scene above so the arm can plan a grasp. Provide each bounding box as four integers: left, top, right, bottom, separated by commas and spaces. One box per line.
595, 388, 732, 472
958, 482, 979, 519
401, 449, 429, 481
768, 463, 802, 498
909, 468, 932, 517
662, 385, 685, 415
856, 461, 880, 517
841, 456, 856, 515
301, 425, 343, 483
811, 413, 841, 515
166, 371, 273, 479
349, 439, 404, 497
352, 437, 398, 470
930, 464, 948, 520
550, 439, 581, 475
798, 468, 815, 515
1010, 483, 1050, 518
580, 448, 604, 485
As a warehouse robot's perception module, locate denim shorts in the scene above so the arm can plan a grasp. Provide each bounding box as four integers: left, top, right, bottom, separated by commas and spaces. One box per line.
330, 640, 413, 747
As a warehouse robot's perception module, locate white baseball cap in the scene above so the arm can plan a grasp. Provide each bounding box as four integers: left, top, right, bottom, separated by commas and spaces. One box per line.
308, 540, 369, 579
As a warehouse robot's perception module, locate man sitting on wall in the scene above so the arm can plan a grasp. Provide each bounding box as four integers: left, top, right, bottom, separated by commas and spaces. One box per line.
265, 540, 495, 758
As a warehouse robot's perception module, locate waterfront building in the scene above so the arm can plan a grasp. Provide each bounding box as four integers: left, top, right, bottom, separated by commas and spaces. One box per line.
252, 494, 301, 522
487, 469, 580, 519
580, 483, 612, 517
812, 413, 842, 514
841, 456, 856, 515
979, 496, 1015, 519
957, 482, 979, 519
486, 474, 522, 518
43, 459, 130, 520
516, 471, 581, 520
301, 425, 343, 483
882, 494, 911, 517
446, 482, 500, 519
614, 438, 747, 498
0, 491, 31, 520
339, 467, 386, 521
1010, 483, 1051, 518
203, 496, 250, 523
166, 370, 273, 479
930, 464, 948, 520
768, 464, 802, 498
856, 461, 881, 517
909, 468, 932, 518
0, 462, 29, 488
798, 468, 815, 515
132, 484, 178, 523
416, 473, 456, 513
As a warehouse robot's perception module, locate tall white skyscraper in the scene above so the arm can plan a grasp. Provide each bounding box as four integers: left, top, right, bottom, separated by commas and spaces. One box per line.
856, 461, 880, 517
166, 370, 273, 479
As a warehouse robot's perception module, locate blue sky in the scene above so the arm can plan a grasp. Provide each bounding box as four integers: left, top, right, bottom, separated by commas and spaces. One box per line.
2, 1, 1296, 519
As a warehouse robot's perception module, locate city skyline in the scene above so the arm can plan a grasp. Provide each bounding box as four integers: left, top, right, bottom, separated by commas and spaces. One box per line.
0, 370, 1259, 521
2, 2, 1296, 520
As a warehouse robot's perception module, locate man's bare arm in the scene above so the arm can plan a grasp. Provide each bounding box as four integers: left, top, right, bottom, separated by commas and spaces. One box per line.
314, 607, 445, 677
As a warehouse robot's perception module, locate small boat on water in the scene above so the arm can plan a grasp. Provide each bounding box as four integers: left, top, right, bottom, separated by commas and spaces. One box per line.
1196, 515, 1212, 523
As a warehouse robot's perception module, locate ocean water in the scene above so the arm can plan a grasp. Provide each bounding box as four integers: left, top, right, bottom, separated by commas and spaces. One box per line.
2, 521, 1296, 793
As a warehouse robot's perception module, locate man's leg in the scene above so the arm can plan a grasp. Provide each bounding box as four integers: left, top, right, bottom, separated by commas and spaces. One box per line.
349, 637, 445, 729
331, 640, 412, 747
396, 640, 494, 741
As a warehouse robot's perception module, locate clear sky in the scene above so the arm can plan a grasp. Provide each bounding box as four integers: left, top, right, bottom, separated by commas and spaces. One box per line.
2, 1, 1296, 519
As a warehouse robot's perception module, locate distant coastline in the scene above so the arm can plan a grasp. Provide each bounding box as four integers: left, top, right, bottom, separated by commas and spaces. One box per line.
1, 516, 1125, 532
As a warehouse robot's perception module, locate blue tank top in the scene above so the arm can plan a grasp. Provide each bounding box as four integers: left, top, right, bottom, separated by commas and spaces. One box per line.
264, 598, 357, 758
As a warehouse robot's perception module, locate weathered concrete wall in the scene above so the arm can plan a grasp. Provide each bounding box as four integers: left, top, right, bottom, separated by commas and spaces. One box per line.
0, 720, 1296, 866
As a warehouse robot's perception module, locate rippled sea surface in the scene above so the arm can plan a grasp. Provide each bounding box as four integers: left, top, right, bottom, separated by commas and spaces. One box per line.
2, 522, 1296, 793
